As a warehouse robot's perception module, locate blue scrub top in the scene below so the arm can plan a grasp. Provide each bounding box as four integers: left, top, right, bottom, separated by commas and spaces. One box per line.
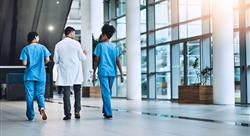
19, 43, 51, 81
94, 42, 121, 77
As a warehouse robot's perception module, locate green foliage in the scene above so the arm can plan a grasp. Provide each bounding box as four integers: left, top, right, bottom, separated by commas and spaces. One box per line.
192, 57, 213, 85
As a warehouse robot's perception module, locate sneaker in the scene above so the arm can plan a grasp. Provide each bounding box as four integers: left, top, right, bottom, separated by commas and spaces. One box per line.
75, 113, 80, 119
40, 109, 47, 120
63, 116, 71, 120
103, 115, 112, 119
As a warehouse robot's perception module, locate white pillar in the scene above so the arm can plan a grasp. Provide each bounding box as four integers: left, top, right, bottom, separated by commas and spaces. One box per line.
81, 0, 92, 86
126, 0, 141, 100
90, 0, 103, 38
212, 0, 235, 104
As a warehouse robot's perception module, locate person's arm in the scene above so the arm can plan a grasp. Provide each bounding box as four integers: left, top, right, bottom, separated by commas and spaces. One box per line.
78, 48, 87, 61
43, 46, 51, 64
45, 57, 50, 64
19, 48, 28, 66
93, 44, 101, 80
93, 56, 99, 80
116, 58, 124, 83
53, 46, 59, 64
83, 49, 87, 55
76, 42, 87, 61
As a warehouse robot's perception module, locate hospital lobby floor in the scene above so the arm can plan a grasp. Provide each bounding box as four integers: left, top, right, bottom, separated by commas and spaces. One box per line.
0, 96, 250, 136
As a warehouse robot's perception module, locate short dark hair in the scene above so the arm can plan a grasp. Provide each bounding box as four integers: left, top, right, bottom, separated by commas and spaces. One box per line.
27, 32, 39, 43
64, 26, 75, 36
101, 24, 116, 39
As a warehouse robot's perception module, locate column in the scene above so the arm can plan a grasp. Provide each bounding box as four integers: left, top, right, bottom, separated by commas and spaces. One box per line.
126, 0, 141, 100
171, 0, 180, 99
147, 0, 156, 99
91, 0, 103, 38
239, 0, 248, 104
212, 0, 235, 104
201, 0, 211, 85
81, 0, 92, 86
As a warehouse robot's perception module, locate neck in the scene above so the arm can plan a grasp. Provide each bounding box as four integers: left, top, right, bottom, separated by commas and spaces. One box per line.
66, 36, 73, 39
30, 42, 37, 44
103, 39, 110, 42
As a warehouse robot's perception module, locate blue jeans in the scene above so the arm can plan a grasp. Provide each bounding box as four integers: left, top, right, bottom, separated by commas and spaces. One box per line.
99, 76, 115, 116
24, 81, 46, 120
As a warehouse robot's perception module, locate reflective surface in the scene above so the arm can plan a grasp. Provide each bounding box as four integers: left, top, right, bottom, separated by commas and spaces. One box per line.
1, 98, 250, 136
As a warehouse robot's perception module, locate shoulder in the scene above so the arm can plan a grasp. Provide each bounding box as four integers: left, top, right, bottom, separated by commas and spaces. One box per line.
96, 42, 103, 47
38, 43, 46, 48
69, 38, 81, 46
56, 39, 65, 45
95, 42, 104, 48
38, 44, 49, 50
111, 43, 117, 48
109, 43, 118, 50
55, 39, 65, 49
66, 38, 81, 46
73, 40, 81, 47
22, 44, 31, 51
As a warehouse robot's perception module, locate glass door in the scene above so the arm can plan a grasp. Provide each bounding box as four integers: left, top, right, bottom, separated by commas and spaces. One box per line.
171, 43, 184, 99
186, 40, 201, 85
155, 45, 171, 99
171, 39, 201, 100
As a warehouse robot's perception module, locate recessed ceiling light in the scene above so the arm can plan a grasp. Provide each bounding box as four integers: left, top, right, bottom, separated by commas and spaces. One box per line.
48, 25, 54, 32
56, 1, 60, 4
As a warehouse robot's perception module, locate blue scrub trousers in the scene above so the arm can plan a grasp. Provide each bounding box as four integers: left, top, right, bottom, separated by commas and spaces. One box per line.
24, 80, 46, 120
99, 76, 115, 117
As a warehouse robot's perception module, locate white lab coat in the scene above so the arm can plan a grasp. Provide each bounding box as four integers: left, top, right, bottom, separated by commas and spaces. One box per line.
54, 37, 86, 86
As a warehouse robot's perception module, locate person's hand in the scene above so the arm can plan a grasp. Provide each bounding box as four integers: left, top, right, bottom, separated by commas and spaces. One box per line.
120, 75, 124, 83
83, 50, 87, 55
92, 74, 97, 86
93, 74, 97, 81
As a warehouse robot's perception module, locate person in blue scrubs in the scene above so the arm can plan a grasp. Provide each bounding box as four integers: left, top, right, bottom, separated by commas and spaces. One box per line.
19, 32, 51, 121
93, 24, 123, 119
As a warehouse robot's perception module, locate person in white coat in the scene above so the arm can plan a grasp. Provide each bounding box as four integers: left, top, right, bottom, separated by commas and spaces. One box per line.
54, 26, 86, 120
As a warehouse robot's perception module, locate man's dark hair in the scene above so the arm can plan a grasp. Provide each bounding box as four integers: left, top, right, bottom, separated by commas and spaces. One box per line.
101, 24, 116, 39
64, 26, 75, 36
27, 32, 39, 43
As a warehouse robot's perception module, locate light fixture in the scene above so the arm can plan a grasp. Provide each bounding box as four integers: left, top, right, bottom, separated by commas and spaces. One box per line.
56, 1, 60, 4
48, 25, 54, 32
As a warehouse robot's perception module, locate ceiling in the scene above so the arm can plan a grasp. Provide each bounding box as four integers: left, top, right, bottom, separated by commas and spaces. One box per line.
0, 0, 73, 65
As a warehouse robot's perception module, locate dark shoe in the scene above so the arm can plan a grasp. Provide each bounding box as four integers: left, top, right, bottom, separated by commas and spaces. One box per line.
27, 118, 35, 122
103, 115, 112, 119
63, 116, 71, 120
75, 113, 80, 119
40, 109, 47, 120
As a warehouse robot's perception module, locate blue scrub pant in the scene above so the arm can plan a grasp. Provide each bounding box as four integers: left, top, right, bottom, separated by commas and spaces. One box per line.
24, 80, 46, 120
99, 76, 115, 117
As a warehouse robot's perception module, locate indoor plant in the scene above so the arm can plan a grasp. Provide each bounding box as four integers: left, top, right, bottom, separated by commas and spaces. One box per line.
192, 57, 213, 85
178, 57, 213, 104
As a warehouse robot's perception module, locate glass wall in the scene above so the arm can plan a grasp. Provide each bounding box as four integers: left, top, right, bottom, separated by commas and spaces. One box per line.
187, 40, 200, 85
155, 45, 171, 99
246, 0, 250, 103
244, 0, 250, 103
104, 0, 148, 98
116, 40, 126, 97
104, 0, 250, 104
116, 0, 126, 16
65, 0, 81, 40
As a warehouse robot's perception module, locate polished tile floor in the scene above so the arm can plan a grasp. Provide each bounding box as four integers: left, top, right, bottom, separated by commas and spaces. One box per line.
0, 96, 250, 136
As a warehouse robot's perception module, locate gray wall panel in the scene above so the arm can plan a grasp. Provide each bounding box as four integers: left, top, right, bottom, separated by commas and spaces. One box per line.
0, 0, 72, 65
37, 0, 73, 52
